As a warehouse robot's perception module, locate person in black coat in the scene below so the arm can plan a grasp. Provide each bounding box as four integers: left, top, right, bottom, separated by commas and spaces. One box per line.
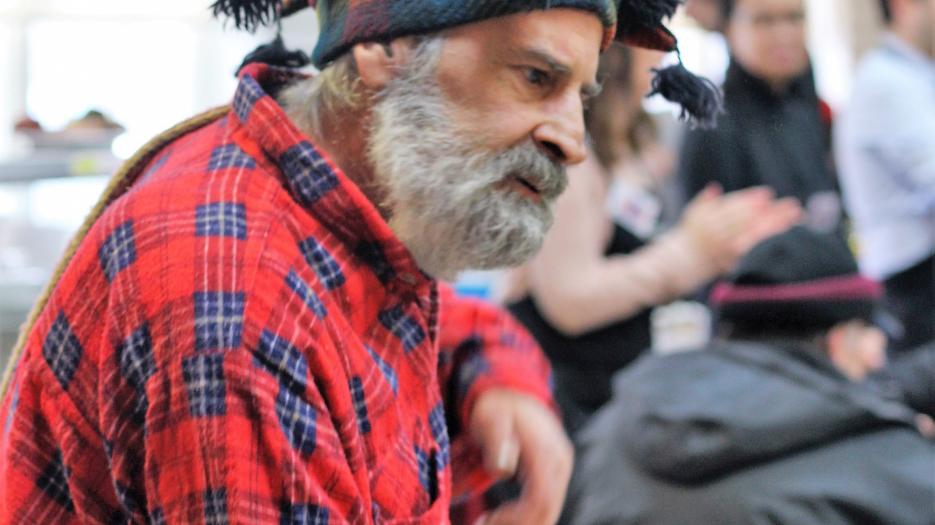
869, 341, 935, 420
569, 227, 935, 525
679, 0, 843, 233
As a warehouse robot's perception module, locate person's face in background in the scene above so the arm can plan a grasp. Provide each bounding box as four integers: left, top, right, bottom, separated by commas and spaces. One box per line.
630, 48, 667, 104
889, 0, 935, 56
585, 45, 664, 169
827, 321, 887, 382
685, 0, 727, 31
725, 0, 810, 89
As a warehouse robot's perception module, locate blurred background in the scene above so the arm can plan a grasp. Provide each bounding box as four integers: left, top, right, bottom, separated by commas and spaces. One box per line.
0, 0, 890, 368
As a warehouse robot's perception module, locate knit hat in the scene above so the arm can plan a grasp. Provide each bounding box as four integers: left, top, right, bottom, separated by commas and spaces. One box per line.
710, 227, 884, 333
212, 0, 722, 127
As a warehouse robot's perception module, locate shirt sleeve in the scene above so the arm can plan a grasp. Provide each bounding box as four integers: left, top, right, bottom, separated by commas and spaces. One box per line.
435, 284, 555, 432
434, 284, 555, 502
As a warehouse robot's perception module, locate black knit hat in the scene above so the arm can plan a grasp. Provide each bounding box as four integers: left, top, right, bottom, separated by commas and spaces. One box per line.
710, 227, 884, 333
213, 0, 723, 128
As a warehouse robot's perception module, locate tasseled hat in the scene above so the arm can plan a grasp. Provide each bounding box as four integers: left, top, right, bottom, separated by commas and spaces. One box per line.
213, 0, 722, 127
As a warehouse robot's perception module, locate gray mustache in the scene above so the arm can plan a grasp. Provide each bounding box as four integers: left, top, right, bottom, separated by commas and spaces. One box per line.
493, 142, 568, 201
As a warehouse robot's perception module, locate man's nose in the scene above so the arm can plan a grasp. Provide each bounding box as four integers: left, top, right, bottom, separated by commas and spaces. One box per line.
532, 96, 587, 166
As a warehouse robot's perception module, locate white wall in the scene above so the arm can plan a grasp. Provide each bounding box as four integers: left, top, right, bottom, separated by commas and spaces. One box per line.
0, 0, 296, 161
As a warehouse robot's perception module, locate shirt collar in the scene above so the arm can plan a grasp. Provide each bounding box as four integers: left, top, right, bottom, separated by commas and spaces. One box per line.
725, 58, 817, 105
232, 63, 432, 295
882, 32, 935, 78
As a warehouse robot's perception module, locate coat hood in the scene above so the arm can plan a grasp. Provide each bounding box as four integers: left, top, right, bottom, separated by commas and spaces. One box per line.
604, 342, 918, 484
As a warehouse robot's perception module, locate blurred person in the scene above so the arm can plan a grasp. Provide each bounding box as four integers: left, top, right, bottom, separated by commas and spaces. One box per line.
869, 340, 935, 420
0, 1, 725, 524
684, 0, 727, 31
505, 42, 801, 435
835, 0, 935, 352
679, 0, 844, 233
569, 227, 935, 525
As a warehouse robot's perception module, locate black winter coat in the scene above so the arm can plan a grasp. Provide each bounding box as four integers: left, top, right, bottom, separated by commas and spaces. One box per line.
569, 341, 935, 525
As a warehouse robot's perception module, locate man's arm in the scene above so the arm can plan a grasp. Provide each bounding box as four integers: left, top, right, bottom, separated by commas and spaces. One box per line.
436, 285, 555, 434
436, 285, 572, 525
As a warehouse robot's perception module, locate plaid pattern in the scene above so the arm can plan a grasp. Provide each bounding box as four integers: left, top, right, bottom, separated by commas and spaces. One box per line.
117, 324, 156, 424
429, 404, 450, 468
183, 353, 228, 417
280, 142, 341, 206
196, 202, 248, 240
35, 451, 73, 513
41, 313, 84, 391
208, 144, 256, 172
299, 236, 346, 290
194, 291, 245, 351
366, 345, 399, 395
349, 377, 372, 434
378, 306, 426, 353
285, 269, 328, 319
98, 220, 137, 282
281, 503, 330, 525
0, 63, 554, 524
204, 488, 229, 525
255, 330, 309, 389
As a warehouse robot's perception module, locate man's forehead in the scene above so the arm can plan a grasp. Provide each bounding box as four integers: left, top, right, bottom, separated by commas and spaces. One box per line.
491, 10, 603, 70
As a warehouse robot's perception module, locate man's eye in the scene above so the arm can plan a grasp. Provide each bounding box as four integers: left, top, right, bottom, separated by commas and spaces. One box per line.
524, 67, 550, 86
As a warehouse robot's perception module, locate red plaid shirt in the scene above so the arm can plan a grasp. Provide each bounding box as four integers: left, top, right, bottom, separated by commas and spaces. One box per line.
0, 64, 554, 524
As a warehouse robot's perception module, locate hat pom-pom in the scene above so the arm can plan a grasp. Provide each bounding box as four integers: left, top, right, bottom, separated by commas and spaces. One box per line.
649, 62, 723, 129
211, 0, 281, 32
617, 0, 682, 26
238, 34, 310, 72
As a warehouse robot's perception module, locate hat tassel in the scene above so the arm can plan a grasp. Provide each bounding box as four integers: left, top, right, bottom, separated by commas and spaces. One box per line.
211, 0, 282, 32
649, 59, 723, 129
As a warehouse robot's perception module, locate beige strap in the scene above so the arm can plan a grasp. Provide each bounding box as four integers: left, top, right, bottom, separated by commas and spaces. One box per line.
0, 106, 230, 398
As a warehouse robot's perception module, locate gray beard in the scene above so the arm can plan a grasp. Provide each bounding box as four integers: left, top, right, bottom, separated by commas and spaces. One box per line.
367, 43, 567, 280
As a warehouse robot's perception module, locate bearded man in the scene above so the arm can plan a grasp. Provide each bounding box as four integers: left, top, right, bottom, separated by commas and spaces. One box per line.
0, 1, 719, 524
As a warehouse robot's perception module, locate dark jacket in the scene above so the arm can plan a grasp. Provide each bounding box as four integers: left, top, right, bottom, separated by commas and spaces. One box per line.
679, 60, 841, 230
869, 341, 935, 419
570, 341, 935, 525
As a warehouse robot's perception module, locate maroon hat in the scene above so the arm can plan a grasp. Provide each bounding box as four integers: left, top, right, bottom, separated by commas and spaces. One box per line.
711, 227, 884, 332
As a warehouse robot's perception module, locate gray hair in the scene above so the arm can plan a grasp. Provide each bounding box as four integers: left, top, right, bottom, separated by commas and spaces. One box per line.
279, 52, 361, 138
279, 36, 443, 139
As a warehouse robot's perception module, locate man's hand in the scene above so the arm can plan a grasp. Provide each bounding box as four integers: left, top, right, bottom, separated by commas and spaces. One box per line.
469, 389, 573, 525
681, 184, 803, 273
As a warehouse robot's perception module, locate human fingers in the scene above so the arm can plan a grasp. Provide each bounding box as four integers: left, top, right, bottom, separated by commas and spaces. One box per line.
470, 393, 521, 480
484, 405, 572, 525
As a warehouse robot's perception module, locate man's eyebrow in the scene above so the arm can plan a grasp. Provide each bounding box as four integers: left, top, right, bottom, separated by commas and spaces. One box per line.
520, 48, 572, 75
518, 47, 602, 98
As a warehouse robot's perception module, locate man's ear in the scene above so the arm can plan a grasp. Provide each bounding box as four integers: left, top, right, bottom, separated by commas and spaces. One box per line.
353, 38, 420, 90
